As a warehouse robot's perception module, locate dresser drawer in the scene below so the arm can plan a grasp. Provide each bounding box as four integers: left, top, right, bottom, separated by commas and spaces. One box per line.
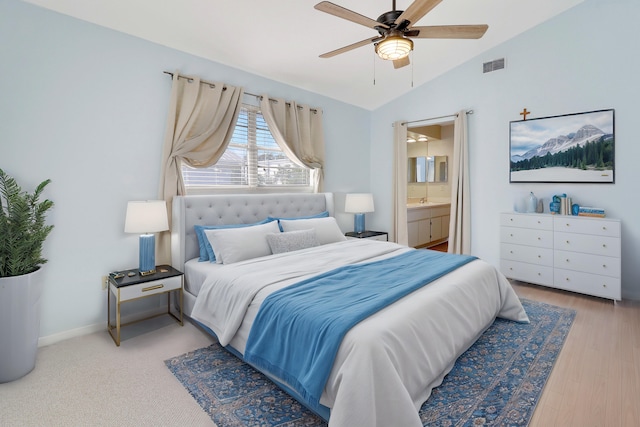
554, 268, 621, 300
554, 216, 620, 237
554, 232, 621, 258
118, 276, 182, 302
554, 250, 621, 278
500, 259, 553, 286
500, 213, 553, 230
500, 227, 553, 248
501, 243, 553, 266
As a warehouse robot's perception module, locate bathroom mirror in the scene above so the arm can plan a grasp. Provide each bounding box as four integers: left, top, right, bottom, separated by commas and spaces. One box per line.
432, 155, 448, 183
408, 157, 427, 183
410, 156, 447, 183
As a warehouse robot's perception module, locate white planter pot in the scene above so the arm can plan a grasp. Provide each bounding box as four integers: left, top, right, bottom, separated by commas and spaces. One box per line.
0, 268, 44, 383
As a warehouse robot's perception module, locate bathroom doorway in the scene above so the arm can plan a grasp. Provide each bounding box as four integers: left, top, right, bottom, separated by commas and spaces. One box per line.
407, 123, 454, 205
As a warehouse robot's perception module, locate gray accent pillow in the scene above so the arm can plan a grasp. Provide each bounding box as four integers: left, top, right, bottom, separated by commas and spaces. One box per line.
266, 229, 320, 254
279, 217, 347, 245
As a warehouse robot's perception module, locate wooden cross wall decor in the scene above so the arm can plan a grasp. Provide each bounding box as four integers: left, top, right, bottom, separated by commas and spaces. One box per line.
520, 108, 530, 120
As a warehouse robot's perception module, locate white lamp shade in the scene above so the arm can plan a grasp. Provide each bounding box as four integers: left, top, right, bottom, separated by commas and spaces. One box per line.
345, 193, 375, 214
124, 200, 169, 234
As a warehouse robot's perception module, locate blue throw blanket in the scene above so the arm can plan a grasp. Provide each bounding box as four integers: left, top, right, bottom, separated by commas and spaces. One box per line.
243, 249, 476, 410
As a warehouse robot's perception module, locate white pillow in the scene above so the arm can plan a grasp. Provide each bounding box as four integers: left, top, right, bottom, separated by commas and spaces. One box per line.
266, 229, 320, 254
279, 217, 346, 245
204, 220, 280, 264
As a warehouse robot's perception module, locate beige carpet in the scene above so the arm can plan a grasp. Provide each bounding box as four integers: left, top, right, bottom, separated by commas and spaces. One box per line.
0, 317, 216, 426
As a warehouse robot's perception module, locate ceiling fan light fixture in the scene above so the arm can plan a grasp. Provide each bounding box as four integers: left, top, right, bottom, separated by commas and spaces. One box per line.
375, 35, 413, 61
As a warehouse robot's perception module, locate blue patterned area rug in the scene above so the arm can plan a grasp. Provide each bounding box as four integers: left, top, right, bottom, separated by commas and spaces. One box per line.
165, 299, 575, 427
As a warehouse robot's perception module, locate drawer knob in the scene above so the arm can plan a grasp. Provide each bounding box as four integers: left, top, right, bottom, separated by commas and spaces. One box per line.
566, 240, 570, 244
510, 218, 513, 221
603, 264, 607, 268
566, 223, 570, 227
537, 220, 541, 224
566, 259, 570, 262
510, 250, 513, 254
565, 277, 570, 281
510, 233, 513, 237
602, 226, 607, 230
602, 244, 607, 248
509, 267, 513, 270
537, 255, 541, 258
537, 237, 541, 240
537, 273, 541, 276
603, 284, 607, 288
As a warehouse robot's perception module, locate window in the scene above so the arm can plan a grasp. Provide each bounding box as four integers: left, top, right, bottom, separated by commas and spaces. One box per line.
181, 104, 311, 190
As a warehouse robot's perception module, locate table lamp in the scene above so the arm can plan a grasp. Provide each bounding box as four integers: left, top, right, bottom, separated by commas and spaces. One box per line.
345, 193, 374, 234
124, 200, 169, 276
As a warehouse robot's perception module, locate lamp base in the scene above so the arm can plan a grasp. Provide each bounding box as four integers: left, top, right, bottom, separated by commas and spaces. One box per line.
353, 213, 366, 234
139, 234, 156, 275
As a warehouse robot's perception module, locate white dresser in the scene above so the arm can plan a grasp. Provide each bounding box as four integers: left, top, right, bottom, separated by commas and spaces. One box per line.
500, 212, 621, 300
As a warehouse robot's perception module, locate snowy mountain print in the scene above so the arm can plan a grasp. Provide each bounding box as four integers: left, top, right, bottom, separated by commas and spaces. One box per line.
509, 110, 614, 183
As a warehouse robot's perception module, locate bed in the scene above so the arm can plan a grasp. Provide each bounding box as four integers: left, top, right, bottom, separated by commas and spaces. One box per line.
171, 192, 528, 427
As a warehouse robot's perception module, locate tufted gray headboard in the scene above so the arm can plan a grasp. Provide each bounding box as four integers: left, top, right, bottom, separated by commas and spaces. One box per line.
171, 193, 334, 270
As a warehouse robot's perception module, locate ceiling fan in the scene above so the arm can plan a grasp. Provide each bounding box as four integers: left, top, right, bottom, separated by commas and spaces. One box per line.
314, 0, 488, 69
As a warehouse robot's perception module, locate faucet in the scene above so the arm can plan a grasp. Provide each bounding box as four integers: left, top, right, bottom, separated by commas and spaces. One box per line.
419, 198, 425, 204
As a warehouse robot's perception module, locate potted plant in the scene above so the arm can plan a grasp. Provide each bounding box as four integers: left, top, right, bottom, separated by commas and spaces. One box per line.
0, 168, 53, 383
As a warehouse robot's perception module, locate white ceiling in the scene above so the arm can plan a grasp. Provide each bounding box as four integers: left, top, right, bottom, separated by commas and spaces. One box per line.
24, 0, 584, 110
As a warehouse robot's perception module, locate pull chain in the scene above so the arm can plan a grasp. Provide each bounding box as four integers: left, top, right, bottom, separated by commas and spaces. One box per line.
373, 52, 376, 86
411, 51, 414, 88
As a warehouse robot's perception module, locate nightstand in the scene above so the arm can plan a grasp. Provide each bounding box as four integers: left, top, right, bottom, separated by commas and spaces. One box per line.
107, 264, 183, 346
345, 230, 388, 241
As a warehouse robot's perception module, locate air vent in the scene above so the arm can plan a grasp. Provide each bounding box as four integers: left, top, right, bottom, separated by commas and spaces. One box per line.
483, 58, 505, 73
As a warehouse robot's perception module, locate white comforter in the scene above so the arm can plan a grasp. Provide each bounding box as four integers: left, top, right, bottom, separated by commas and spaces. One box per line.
191, 240, 528, 427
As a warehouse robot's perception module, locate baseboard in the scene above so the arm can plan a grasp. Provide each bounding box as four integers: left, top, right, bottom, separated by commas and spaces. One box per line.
38, 307, 170, 347
38, 323, 104, 347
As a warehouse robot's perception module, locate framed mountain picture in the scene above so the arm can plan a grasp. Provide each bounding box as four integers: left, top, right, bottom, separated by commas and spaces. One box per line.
509, 109, 615, 183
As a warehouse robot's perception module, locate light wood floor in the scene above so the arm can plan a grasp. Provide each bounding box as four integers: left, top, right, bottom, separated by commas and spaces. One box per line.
510, 281, 640, 427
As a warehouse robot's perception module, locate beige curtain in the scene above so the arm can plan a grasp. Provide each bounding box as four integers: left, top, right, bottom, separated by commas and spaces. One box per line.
157, 73, 244, 263
392, 121, 408, 245
448, 110, 471, 254
259, 95, 325, 192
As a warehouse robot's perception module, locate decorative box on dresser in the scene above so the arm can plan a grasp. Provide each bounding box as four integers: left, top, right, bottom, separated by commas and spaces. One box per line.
500, 212, 621, 301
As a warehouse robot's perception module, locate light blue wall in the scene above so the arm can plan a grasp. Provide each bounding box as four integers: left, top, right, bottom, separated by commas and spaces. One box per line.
370, 0, 640, 299
2, 0, 638, 342
0, 0, 371, 339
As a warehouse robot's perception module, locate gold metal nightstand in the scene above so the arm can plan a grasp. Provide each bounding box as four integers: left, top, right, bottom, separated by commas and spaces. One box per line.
107, 264, 183, 346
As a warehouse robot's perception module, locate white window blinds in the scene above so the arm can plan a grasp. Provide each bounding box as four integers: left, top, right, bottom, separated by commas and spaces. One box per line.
181, 105, 310, 189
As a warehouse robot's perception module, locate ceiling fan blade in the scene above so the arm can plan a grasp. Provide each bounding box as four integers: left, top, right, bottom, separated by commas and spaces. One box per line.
394, 0, 442, 27
319, 36, 383, 58
315, 1, 389, 30
393, 56, 411, 69
409, 25, 489, 39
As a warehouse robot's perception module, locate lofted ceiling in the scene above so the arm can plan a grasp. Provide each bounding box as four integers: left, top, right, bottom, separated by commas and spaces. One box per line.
24, 0, 584, 110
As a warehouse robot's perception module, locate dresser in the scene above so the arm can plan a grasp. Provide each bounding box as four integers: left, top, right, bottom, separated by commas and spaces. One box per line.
500, 212, 621, 300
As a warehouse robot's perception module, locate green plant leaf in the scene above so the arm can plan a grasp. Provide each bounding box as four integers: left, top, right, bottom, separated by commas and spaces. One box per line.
0, 168, 54, 277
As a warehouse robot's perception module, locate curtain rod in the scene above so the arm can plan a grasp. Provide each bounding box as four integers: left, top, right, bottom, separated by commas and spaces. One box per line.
163, 71, 317, 113
402, 110, 474, 126
163, 71, 260, 97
